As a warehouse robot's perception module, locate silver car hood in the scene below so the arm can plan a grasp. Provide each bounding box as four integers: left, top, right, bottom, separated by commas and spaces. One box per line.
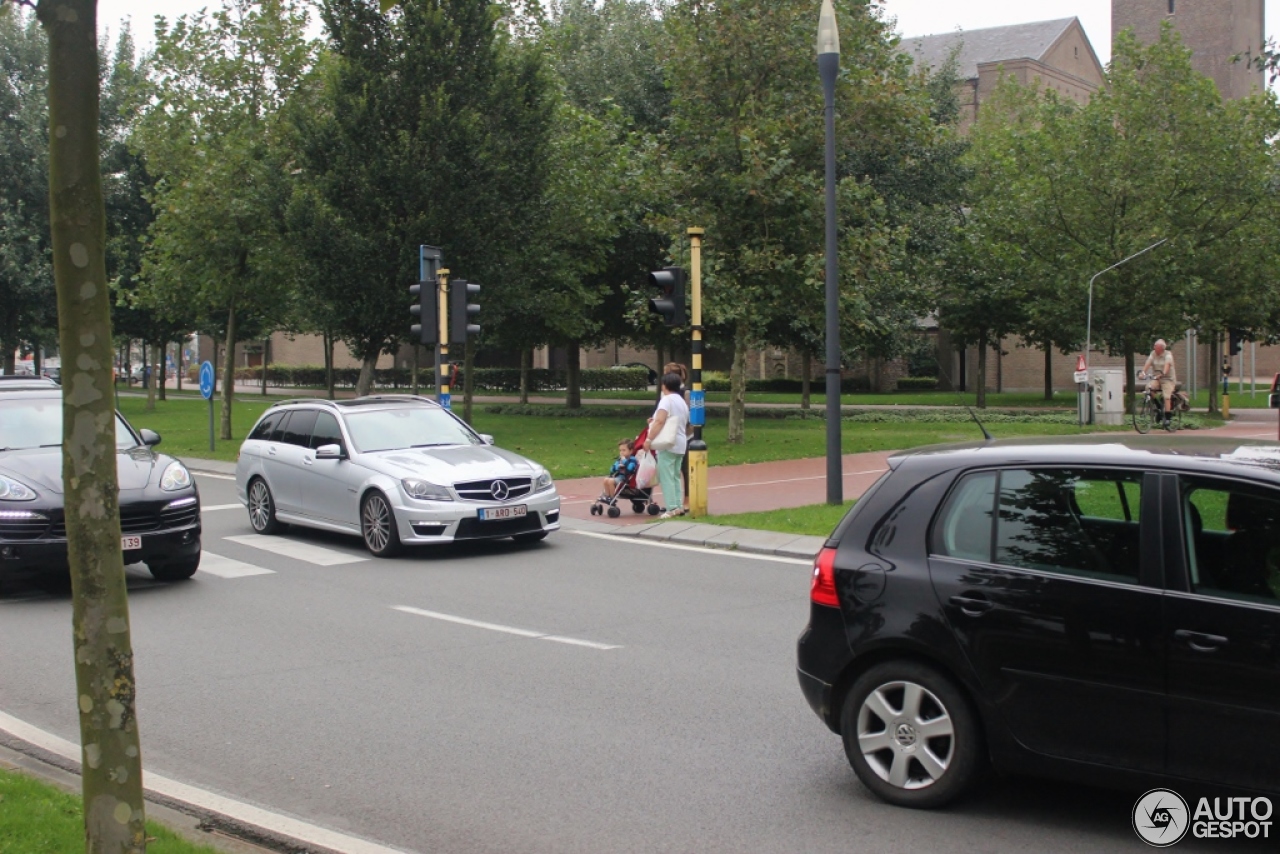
358, 444, 544, 484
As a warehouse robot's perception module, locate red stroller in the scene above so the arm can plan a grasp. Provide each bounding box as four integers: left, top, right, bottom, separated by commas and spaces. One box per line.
590, 425, 663, 518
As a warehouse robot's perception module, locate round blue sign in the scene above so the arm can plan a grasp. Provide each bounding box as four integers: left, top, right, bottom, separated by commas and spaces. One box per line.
198, 361, 215, 400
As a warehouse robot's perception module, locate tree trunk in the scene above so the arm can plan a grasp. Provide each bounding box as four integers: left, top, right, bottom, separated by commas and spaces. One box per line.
355, 350, 378, 397
1044, 347, 1053, 401
145, 341, 157, 410
1208, 335, 1221, 415
33, 343, 43, 376
727, 320, 748, 444
175, 341, 182, 392
976, 338, 988, 409
801, 351, 812, 411
221, 305, 237, 441
566, 342, 581, 410
411, 343, 420, 396
325, 332, 335, 400
519, 349, 530, 404
39, 1, 148, 849
1, 346, 13, 375
157, 342, 167, 401
261, 337, 269, 396
462, 339, 475, 424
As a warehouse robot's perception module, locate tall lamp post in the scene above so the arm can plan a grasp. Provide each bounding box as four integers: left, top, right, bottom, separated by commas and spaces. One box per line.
1083, 238, 1167, 424
818, 0, 841, 505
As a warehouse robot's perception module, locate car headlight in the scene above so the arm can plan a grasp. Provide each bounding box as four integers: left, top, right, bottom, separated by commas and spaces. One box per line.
533, 470, 554, 493
0, 474, 36, 501
159, 462, 193, 492
401, 478, 453, 501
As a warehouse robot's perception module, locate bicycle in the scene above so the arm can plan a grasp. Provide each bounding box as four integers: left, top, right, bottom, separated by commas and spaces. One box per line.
1133, 371, 1190, 434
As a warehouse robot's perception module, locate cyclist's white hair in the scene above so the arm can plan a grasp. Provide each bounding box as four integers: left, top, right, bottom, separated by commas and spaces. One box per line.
1154, 339, 1167, 348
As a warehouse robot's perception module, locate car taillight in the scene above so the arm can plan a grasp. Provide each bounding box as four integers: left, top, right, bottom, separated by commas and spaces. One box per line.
810, 546, 839, 607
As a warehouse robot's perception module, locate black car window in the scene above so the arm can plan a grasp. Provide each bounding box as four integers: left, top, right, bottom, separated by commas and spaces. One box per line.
309, 412, 343, 450
249, 411, 282, 442
934, 468, 1142, 582
1183, 478, 1280, 604
280, 410, 317, 447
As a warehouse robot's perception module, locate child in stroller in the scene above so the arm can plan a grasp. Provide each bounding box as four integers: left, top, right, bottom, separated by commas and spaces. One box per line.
590, 431, 662, 518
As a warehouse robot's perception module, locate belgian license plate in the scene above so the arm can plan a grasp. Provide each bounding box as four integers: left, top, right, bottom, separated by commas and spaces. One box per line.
121, 535, 142, 551
479, 505, 527, 521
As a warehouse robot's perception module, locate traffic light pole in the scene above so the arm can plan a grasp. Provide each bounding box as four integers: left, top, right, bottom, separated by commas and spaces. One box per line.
687, 228, 708, 518
437, 268, 451, 411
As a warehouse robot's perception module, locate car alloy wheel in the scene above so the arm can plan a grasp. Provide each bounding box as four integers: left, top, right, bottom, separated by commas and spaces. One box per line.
841, 662, 984, 809
361, 491, 402, 557
248, 479, 281, 535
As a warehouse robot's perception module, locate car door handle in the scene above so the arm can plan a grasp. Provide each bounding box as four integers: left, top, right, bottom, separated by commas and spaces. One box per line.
949, 594, 994, 616
268, 446, 278, 456
1174, 629, 1229, 652
303, 456, 313, 466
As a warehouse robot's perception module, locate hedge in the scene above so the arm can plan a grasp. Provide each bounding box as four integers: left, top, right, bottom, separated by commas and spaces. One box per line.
895, 377, 940, 391
216, 364, 650, 392
701, 376, 871, 393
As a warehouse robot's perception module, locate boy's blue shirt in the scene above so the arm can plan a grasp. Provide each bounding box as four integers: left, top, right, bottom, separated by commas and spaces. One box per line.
609, 455, 639, 477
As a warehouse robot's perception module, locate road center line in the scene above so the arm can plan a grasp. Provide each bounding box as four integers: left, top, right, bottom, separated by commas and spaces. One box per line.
0, 711, 411, 854
392, 606, 621, 650
567, 530, 812, 565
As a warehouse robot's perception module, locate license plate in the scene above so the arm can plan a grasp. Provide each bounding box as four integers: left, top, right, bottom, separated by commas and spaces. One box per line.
479, 505, 527, 521
121, 535, 142, 551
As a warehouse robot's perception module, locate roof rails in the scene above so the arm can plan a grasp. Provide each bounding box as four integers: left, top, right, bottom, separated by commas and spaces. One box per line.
341, 394, 442, 407
266, 398, 341, 410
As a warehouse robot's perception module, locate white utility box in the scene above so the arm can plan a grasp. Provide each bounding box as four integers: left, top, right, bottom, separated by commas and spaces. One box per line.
1091, 369, 1125, 425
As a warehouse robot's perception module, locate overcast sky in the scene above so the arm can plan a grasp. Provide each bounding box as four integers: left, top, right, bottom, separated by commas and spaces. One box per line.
96, 0, 1280, 67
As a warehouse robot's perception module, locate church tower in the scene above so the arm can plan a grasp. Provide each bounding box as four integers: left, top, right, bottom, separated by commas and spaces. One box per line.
1112, 0, 1264, 99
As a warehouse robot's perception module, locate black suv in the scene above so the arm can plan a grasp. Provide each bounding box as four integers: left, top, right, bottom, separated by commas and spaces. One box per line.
0, 376, 201, 581
798, 436, 1280, 808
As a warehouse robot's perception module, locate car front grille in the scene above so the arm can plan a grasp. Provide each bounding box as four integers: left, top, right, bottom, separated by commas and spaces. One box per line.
0, 516, 51, 541
454, 514, 542, 540
453, 477, 533, 502
45, 502, 200, 539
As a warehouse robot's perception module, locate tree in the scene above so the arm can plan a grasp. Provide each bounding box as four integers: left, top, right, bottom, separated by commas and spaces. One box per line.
0, 6, 54, 373
968, 26, 1280, 412
138, 0, 314, 438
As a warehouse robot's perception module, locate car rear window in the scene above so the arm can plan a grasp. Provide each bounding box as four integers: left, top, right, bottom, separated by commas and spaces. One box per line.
249, 411, 283, 441
280, 410, 318, 446
933, 468, 1143, 582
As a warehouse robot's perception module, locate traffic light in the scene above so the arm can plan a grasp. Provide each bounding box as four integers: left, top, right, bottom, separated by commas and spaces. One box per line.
409, 279, 437, 345
648, 266, 686, 327
449, 279, 481, 342
1229, 328, 1245, 356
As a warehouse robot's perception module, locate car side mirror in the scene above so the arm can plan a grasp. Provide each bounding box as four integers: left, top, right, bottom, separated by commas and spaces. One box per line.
478, 434, 495, 445
139, 429, 161, 447
315, 443, 346, 459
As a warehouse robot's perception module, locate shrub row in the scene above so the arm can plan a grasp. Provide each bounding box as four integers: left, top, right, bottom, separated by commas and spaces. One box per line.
895, 377, 940, 390
700, 376, 872, 393
210, 364, 650, 392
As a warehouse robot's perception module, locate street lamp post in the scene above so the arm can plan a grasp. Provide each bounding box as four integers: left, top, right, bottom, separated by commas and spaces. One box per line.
1083, 238, 1167, 425
818, 0, 841, 505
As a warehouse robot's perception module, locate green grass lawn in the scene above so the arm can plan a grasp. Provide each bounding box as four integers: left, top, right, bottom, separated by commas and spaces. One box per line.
119, 395, 1124, 475
0, 767, 224, 854
704, 501, 856, 537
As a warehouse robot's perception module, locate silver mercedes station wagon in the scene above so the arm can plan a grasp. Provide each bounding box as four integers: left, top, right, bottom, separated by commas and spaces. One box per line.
234, 396, 559, 556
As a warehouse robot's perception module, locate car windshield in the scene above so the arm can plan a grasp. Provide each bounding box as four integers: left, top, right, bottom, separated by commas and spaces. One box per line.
0, 398, 138, 451
342, 407, 480, 453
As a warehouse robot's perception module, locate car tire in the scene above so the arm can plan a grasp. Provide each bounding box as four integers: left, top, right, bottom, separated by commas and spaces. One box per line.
840, 661, 985, 809
247, 478, 282, 535
148, 553, 200, 582
361, 491, 402, 557
512, 531, 548, 544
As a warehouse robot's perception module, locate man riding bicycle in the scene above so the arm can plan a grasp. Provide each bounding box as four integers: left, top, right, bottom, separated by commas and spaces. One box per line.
1140, 339, 1177, 427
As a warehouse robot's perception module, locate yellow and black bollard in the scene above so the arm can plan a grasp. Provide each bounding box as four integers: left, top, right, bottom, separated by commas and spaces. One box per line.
687, 227, 708, 518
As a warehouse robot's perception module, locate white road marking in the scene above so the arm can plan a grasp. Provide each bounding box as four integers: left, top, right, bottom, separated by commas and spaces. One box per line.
392, 606, 621, 650
568, 529, 812, 565
192, 471, 236, 481
201, 503, 242, 512
198, 551, 276, 578
0, 711, 411, 854
223, 534, 366, 566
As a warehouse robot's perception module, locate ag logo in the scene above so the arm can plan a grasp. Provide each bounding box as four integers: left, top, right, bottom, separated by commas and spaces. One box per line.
1133, 788, 1190, 847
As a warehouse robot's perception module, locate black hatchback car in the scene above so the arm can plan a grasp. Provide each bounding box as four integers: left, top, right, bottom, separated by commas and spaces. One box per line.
0, 376, 201, 581
798, 436, 1280, 808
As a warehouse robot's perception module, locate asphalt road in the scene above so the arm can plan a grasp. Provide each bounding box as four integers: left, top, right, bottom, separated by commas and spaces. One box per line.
0, 474, 1261, 853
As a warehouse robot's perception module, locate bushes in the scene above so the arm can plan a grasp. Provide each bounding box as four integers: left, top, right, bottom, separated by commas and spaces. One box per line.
896, 377, 940, 391
221, 364, 650, 392
702, 375, 870, 393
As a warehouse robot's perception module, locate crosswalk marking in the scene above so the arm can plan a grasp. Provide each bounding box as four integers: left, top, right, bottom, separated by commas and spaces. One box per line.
199, 551, 276, 578
223, 534, 367, 566
392, 606, 622, 650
